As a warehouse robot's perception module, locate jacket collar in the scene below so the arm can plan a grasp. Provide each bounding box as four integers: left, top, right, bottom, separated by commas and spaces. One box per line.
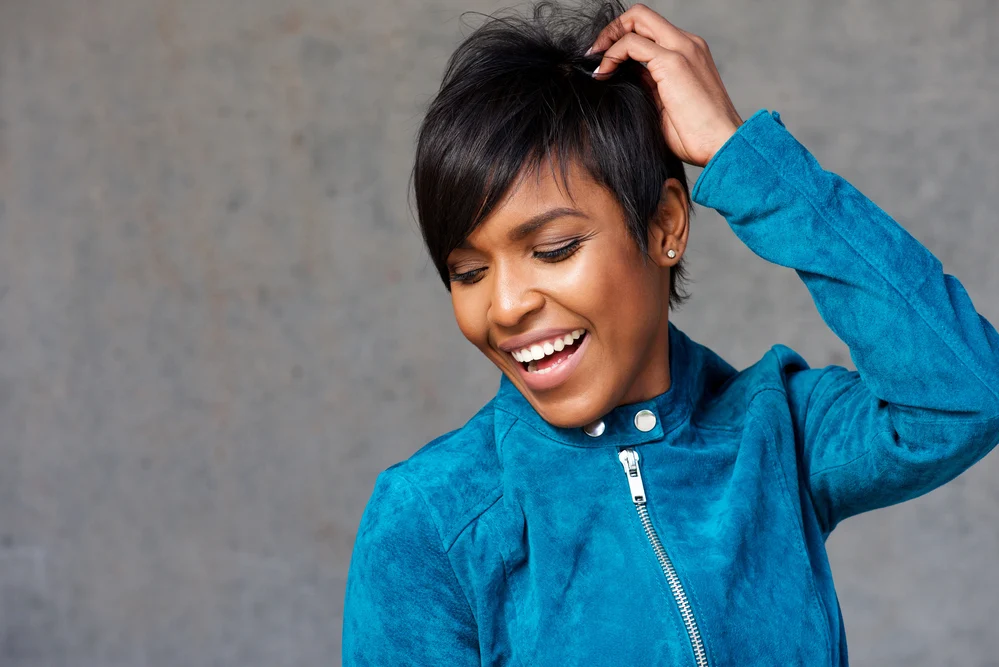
492, 321, 696, 448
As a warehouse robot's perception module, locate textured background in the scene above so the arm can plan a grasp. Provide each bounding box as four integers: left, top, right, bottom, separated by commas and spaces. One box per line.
0, 0, 997, 664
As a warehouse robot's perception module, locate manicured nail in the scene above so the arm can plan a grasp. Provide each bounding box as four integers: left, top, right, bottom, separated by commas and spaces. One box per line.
591, 66, 601, 77
584, 46, 594, 56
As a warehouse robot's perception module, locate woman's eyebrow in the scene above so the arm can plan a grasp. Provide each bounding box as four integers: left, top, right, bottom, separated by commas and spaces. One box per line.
454, 207, 588, 251
508, 207, 588, 243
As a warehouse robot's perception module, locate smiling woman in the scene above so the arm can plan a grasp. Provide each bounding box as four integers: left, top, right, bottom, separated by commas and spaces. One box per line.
443, 154, 690, 425
342, 1, 999, 665
412, 0, 699, 427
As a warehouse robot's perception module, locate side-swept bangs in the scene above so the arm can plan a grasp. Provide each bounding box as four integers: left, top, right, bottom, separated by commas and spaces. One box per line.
412, 0, 694, 310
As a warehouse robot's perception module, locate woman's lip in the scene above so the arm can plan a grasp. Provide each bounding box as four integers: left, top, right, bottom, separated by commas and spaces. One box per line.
513, 332, 590, 392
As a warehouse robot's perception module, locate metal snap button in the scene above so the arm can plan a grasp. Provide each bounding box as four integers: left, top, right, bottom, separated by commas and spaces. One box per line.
582, 419, 606, 437
634, 409, 657, 432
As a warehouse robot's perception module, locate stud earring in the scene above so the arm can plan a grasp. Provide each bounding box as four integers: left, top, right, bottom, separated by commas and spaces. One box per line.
667, 249, 676, 259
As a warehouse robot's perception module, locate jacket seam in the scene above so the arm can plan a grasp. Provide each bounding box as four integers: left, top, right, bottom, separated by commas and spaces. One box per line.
744, 383, 791, 407
801, 365, 836, 419
803, 375, 860, 466
494, 411, 519, 463
748, 384, 842, 537
751, 408, 834, 658
807, 448, 876, 479
686, 383, 795, 433
688, 419, 743, 433
750, 384, 875, 480
738, 133, 999, 406
492, 513, 524, 667
881, 411, 999, 426
394, 470, 479, 629
432, 415, 517, 552
446, 491, 505, 553
753, 381, 999, 479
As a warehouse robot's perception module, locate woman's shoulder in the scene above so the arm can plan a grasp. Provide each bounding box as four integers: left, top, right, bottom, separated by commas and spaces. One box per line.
364, 395, 509, 549
684, 330, 825, 428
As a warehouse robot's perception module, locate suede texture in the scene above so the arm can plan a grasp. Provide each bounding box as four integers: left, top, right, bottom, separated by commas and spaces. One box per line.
342, 109, 999, 666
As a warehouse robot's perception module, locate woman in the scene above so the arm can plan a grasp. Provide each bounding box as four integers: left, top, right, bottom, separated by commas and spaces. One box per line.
342, 1, 999, 664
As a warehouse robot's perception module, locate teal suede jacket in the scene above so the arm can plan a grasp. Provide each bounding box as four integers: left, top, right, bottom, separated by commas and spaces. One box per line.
342, 109, 999, 666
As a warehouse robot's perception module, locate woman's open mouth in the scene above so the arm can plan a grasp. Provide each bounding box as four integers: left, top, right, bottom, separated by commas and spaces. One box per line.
508, 329, 589, 391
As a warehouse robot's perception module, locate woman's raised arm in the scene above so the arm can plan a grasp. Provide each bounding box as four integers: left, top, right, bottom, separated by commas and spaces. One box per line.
692, 108, 999, 534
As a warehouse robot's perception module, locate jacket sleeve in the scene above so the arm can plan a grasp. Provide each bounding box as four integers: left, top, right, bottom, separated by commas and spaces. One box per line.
342, 468, 480, 666
691, 109, 999, 535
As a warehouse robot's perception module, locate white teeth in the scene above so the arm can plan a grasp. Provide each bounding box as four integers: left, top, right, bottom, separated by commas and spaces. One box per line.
510, 329, 588, 372
523, 338, 569, 359
528, 360, 554, 374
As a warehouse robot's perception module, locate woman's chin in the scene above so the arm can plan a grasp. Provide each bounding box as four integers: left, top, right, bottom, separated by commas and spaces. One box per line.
521, 383, 613, 430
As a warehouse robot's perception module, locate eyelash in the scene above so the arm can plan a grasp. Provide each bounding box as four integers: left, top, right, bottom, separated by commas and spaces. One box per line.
449, 238, 585, 285
535, 238, 582, 262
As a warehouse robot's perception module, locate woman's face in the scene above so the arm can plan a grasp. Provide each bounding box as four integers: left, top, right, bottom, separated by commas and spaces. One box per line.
446, 159, 689, 429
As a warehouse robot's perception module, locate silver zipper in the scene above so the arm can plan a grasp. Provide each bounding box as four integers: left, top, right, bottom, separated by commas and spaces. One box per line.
618, 447, 709, 667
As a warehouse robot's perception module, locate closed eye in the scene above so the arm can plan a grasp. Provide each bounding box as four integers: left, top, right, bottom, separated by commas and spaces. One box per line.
534, 238, 583, 262
449, 267, 485, 285
449, 234, 592, 285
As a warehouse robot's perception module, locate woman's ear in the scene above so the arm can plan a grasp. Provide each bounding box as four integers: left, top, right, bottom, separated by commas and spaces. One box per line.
646, 177, 690, 267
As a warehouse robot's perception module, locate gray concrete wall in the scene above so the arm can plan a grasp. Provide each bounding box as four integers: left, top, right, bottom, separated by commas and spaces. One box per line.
0, 0, 996, 664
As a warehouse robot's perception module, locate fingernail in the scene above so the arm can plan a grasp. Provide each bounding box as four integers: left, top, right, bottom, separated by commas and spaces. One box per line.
591, 66, 601, 77
584, 46, 594, 56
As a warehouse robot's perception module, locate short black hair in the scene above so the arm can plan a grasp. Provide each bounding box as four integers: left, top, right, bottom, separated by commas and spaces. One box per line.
412, 0, 694, 311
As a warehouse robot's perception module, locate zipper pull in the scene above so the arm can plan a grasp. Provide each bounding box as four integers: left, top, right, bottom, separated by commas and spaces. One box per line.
618, 448, 647, 505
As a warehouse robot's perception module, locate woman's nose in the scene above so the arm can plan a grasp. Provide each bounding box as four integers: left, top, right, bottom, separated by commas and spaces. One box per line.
487, 270, 545, 328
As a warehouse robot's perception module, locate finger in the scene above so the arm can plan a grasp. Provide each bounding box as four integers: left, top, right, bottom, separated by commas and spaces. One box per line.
587, 3, 696, 57
637, 67, 663, 110
592, 32, 686, 79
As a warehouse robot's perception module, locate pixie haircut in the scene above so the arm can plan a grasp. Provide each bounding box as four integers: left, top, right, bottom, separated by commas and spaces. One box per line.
413, 0, 694, 311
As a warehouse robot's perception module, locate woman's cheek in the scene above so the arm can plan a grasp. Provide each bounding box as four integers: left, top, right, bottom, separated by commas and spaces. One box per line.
451, 293, 488, 349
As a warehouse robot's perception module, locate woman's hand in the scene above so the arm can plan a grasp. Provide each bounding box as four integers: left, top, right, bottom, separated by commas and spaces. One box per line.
587, 3, 743, 168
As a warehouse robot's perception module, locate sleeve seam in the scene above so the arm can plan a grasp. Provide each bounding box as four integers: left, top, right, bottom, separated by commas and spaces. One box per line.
888, 411, 999, 426
753, 413, 835, 655
438, 415, 518, 550
394, 471, 478, 624
802, 366, 839, 420
745, 382, 846, 532
808, 447, 876, 479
